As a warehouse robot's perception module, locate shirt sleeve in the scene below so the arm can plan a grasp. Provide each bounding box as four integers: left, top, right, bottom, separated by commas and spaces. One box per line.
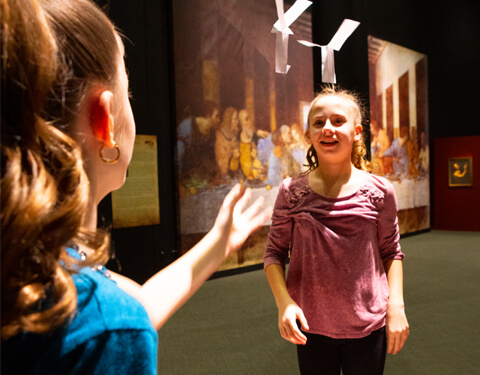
377, 180, 404, 262
263, 181, 293, 269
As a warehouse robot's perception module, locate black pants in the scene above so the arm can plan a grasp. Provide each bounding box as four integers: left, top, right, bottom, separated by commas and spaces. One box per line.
296, 327, 386, 375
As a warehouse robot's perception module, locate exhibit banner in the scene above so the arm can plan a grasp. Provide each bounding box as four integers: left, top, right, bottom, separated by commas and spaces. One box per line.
172, 0, 313, 271
368, 36, 430, 234
111, 135, 160, 229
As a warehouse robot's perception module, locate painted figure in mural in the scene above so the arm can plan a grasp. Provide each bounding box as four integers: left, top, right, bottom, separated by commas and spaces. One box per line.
257, 132, 274, 167
290, 122, 309, 171
280, 124, 294, 148
280, 125, 302, 178
264, 86, 409, 374
370, 119, 391, 176
215, 107, 241, 179
1, 0, 271, 373
383, 126, 409, 180
267, 130, 286, 186
267, 129, 301, 187
178, 101, 220, 189
238, 109, 264, 180
418, 131, 429, 176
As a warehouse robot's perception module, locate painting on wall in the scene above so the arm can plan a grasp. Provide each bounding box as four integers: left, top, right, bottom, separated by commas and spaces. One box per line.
172, 0, 313, 271
448, 157, 473, 187
368, 36, 430, 234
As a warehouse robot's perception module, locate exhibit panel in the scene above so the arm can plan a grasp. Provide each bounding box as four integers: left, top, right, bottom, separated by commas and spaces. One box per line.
172, 0, 313, 270
368, 36, 430, 234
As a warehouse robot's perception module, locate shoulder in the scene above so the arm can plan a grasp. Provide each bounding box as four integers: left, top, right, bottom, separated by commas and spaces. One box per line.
277, 174, 309, 202
1, 268, 157, 374
63, 268, 156, 354
360, 173, 398, 206
364, 173, 395, 195
281, 174, 307, 191
178, 117, 192, 136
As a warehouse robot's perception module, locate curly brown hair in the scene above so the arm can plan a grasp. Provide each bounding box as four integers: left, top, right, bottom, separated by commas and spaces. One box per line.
305, 85, 372, 173
1, 0, 117, 340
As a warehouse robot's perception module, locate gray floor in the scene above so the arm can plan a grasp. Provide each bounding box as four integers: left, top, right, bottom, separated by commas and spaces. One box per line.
157, 231, 480, 374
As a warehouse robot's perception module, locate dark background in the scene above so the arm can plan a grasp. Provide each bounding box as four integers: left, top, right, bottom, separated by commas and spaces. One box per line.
95, 0, 480, 283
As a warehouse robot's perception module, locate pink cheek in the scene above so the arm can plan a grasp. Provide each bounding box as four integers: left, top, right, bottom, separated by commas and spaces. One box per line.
309, 130, 322, 142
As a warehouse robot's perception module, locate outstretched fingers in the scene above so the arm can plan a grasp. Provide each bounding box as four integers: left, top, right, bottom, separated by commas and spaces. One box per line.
223, 183, 246, 211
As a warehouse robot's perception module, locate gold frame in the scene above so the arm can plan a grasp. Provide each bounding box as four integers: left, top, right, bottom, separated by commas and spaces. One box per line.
448, 157, 473, 187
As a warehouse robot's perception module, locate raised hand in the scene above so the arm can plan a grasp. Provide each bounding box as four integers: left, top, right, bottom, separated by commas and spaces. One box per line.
214, 184, 272, 257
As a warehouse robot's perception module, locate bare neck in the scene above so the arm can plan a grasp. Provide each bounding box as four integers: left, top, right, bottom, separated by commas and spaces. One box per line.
309, 163, 363, 198
83, 190, 99, 232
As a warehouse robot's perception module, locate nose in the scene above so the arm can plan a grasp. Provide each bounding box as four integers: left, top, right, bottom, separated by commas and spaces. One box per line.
322, 119, 335, 134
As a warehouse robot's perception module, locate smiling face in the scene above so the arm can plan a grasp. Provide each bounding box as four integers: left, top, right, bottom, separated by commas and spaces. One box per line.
306, 95, 362, 166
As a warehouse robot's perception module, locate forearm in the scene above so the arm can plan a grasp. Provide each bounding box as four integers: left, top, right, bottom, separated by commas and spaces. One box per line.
384, 259, 405, 307
265, 263, 293, 308
138, 227, 228, 330
109, 184, 269, 332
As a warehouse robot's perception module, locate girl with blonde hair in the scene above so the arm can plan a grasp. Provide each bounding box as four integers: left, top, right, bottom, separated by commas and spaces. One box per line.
264, 86, 409, 374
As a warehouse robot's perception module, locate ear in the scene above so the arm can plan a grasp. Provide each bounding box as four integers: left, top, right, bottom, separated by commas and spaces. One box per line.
90, 90, 115, 148
304, 128, 312, 144
354, 124, 363, 142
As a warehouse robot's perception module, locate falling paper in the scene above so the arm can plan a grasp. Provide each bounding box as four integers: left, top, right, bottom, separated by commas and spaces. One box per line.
272, 0, 312, 34
321, 46, 336, 83
328, 19, 360, 51
298, 19, 360, 83
272, 0, 313, 74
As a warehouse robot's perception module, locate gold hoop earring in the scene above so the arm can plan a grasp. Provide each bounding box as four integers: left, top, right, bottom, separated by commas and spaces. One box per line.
99, 142, 121, 164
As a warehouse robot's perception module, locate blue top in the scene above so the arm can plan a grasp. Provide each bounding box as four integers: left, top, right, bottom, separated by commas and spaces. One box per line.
2, 267, 158, 374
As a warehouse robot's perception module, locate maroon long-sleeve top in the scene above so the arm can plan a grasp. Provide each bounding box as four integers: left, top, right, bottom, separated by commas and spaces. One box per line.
264, 172, 404, 339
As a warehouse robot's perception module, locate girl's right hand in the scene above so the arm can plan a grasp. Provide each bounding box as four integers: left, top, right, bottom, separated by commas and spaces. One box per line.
278, 299, 309, 345
213, 184, 271, 257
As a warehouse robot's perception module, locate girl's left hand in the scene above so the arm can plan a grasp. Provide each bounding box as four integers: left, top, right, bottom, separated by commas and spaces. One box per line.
386, 304, 409, 355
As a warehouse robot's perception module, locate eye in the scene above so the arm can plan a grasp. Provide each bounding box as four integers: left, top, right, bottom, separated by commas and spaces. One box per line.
313, 119, 325, 127
333, 117, 346, 125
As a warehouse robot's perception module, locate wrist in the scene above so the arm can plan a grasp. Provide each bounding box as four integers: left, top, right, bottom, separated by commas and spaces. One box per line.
276, 294, 294, 310
387, 299, 405, 310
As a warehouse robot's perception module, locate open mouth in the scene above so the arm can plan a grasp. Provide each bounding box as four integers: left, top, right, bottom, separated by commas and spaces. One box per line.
320, 140, 338, 145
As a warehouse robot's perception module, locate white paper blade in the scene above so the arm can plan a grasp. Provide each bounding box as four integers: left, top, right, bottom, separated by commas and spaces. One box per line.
328, 19, 360, 51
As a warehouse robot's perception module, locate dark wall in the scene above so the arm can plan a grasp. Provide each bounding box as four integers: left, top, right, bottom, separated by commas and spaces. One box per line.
98, 0, 479, 282
434, 136, 480, 231
95, 0, 178, 283
310, 0, 480, 140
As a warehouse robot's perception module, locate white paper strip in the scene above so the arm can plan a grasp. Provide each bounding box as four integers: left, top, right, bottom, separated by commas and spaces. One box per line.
272, 0, 313, 74
328, 19, 360, 51
274, 0, 289, 33
322, 46, 336, 83
272, 0, 312, 34
275, 32, 291, 74
297, 19, 360, 83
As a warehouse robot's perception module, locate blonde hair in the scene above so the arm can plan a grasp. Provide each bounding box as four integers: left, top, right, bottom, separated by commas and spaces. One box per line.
305, 85, 372, 173
1, 0, 116, 340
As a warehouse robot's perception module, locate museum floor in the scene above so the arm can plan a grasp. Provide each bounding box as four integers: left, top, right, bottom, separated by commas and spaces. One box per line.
157, 230, 480, 374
